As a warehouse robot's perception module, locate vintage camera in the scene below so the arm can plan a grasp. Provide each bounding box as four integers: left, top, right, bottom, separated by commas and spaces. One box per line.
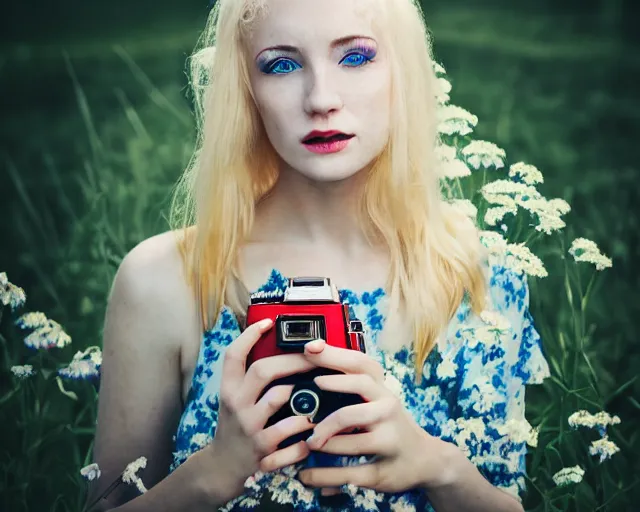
246, 276, 367, 449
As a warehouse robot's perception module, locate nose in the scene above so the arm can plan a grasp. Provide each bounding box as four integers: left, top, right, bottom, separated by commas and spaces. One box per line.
302, 66, 343, 116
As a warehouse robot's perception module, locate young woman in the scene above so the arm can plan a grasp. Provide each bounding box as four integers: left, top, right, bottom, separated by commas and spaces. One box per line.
87, 0, 550, 510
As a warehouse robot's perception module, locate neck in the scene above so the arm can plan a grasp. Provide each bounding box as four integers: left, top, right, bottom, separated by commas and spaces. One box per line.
252, 165, 378, 256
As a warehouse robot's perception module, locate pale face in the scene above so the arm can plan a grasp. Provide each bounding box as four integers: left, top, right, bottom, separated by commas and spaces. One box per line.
246, 0, 392, 183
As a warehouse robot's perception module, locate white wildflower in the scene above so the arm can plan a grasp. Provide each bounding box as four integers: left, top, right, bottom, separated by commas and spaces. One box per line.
435, 144, 457, 162
437, 105, 478, 136
482, 192, 519, 209
508, 162, 544, 185
20, 317, 72, 350
480, 232, 548, 278
479, 230, 508, 251
503, 243, 548, 278
484, 205, 517, 226
436, 144, 471, 178
58, 346, 101, 380
451, 199, 478, 221
0, 272, 26, 311
11, 364, 35, 379
517, 197, 568, 235
15, 312, 48, 329
589, 436, 620, 463
80, 463, 101, 481
548, 198, 571, 216
482, 179, 538, 198
552, 466, 585, 487
568, 410, 621, 431
122, 456, 148, 494
569, 238, 613, 271
461, 141, 506, 170
528, 424, 539, 448
440, 159, 472, 179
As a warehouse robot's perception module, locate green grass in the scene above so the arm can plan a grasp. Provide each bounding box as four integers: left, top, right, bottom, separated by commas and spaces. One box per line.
1, 5, 639, 511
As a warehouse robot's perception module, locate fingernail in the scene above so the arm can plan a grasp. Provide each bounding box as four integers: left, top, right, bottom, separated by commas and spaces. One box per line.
305, 433, 316, 445
259, 318, 273, 328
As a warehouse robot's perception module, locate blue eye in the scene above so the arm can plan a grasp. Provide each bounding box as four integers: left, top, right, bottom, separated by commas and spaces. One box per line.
340, 52, 372, 67
266, 58, 301, 75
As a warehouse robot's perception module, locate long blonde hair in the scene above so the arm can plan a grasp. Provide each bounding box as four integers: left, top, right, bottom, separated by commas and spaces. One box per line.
170, 0, 487, 383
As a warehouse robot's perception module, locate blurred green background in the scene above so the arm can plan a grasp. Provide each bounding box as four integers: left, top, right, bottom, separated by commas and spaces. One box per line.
4, 0, 639, 374
1, 0, 639, 510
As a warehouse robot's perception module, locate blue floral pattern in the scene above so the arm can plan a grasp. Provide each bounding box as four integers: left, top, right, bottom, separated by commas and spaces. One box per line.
170, 264, 550, 511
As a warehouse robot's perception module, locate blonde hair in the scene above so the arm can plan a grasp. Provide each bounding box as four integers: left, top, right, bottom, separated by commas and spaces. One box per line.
170, 0, 487, 383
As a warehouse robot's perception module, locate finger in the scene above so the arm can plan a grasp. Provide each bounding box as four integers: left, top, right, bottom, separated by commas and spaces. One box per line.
239, 354, 318, 406
259, 440, 310, 473
242, 384, 296, 433
298, 464, 379, 489
313, 373, 387, 402
307, 401, 391, 449
253, 414, 315, 455
310, 430, 391, 456
303, 339, 384, 382
221, 318, 274, 392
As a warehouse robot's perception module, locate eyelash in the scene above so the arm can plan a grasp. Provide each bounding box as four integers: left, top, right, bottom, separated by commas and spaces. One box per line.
261, 48, 376, 75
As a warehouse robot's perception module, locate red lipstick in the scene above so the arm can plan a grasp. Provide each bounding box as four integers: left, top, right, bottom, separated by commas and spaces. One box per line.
301, 130, 355, 154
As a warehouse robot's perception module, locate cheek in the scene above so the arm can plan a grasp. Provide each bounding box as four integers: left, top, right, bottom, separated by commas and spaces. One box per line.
346, 70, 392, 132
254, 82, 299, 135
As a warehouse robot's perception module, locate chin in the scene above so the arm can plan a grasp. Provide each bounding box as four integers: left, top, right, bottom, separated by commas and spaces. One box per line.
289, 155, 373, 184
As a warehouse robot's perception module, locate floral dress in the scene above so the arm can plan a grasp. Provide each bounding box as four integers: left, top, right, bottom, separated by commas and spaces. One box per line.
169, 264, 550, 511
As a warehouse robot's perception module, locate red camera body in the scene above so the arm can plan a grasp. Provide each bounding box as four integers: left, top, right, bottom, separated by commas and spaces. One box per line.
246, 276, 366, 448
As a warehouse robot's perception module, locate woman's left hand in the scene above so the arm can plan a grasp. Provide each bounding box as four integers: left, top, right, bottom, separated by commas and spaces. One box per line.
297, 339, 452, 494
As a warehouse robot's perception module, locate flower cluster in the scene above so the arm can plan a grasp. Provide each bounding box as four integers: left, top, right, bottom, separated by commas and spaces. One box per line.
0, 272, 26, 311
16, 312, 72, 350
569, 238, 613, 271
58, 346, 102, 380
122, 456, 148, 494
481, 179, 571, 235
479, 231, 548, 278
568, 409, 622, 464
552, 465, 585, 487
10, 364, 35, 379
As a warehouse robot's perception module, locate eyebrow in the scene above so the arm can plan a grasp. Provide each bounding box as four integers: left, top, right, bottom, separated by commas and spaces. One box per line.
255, 35, 375, 59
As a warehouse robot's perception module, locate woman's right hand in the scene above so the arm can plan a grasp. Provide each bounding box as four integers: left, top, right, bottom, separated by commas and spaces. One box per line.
205, 318, 318, 503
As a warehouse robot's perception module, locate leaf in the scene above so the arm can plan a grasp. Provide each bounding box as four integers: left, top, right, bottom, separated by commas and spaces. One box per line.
606, 374, 639, 403
56, 376, 78, 401
627, 396, 640, 411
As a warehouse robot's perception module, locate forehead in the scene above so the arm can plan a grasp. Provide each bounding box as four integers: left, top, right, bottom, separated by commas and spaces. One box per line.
245, 0, 380, 49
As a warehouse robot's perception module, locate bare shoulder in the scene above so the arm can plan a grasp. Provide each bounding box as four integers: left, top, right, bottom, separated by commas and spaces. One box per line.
110, 229, 196, 348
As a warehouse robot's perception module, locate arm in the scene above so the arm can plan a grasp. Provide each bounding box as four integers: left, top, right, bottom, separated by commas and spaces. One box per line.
421, 439, 525, 512
86, 232, 232, 511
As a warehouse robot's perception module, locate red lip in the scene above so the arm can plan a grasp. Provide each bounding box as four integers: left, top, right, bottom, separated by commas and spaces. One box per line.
302, 130, 353, 143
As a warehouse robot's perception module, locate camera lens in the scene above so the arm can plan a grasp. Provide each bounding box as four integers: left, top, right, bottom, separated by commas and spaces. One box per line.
290, 389, 320, 417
